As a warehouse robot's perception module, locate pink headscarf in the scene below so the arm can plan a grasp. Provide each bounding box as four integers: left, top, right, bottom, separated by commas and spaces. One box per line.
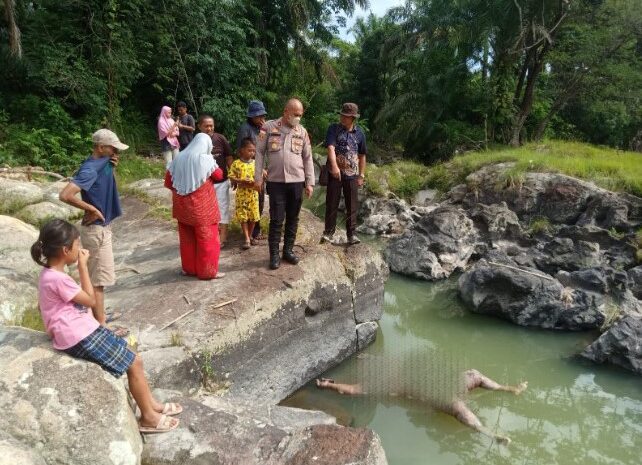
157, 106, 179, 148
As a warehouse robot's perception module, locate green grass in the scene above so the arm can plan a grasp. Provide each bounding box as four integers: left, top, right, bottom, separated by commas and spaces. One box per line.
13, 305, 46, 332
365, 161, 432, 199
366, 140, 642, 199
442, 140, 642, 196
116, 155, 165, 186
528, 217, 551, 235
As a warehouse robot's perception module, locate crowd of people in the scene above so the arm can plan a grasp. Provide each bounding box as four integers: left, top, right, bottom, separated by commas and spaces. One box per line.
29, 97, 369, 434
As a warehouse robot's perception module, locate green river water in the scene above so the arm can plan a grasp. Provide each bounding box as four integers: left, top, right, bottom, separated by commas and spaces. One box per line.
283, 273, 642, 465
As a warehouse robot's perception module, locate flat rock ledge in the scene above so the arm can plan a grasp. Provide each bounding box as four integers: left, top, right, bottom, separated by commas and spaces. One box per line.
1, 178, 389, 464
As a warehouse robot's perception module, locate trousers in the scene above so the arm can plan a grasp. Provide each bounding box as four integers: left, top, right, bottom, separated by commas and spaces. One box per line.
177, 222, 220, 279
266, 181, 304, 252
324, 175, 358, 237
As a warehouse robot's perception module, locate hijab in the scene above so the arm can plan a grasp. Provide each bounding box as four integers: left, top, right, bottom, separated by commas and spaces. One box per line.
168, 133, 218, 195
157, 105, 179, 148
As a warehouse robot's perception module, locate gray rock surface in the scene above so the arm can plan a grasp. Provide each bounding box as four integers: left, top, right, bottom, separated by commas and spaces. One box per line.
127, 178, 171, 204
0, 327, 143, 465
412, 189, 438, 206
142, 396, 386, 465
357, 195, 420, 236
356, 321, 379, 350
384, 206, 475, 280
0, 215, 39, 324
140, 346, 201, 395
16, 201, 79, 225
628, 266, 642, 300
458, 258, 605, 330
110, 196, 388, 405
0, 431, 47, 465
468, 202, 522, 242
581, 315, 642, 374
0, 177, 44, 211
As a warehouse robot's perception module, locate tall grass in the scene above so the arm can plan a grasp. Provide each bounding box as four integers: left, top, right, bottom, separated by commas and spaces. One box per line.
365, 140, 642, 199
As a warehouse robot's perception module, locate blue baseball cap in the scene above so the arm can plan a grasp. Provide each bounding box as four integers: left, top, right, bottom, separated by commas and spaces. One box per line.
247, 100, 267, 118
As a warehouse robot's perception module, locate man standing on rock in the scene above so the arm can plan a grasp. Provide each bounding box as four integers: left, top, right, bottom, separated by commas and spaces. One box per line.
321, 103, 367, 245
198, 114, 234, 248
254, 98, 314, 269
237, 100, 268, 242
176, 101, 195, 150
59, 129, 127, 335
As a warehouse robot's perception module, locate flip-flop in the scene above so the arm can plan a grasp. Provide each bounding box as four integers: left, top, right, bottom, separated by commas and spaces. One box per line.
105, 311, 122, 324
139, 414, 179, 434
162, 402, 183, 416
109, 325, 130, 338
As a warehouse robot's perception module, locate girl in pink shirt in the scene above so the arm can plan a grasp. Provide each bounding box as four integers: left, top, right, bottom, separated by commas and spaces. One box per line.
31, 219, 182, 434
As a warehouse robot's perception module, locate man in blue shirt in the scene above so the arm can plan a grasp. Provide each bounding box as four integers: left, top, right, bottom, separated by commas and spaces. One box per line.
59, 129, 128, 330
321, 102, 367, 245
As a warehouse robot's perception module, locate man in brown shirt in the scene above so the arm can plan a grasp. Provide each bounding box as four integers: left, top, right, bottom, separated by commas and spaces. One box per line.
197, 114, 234, 247
254, 98, 315, 269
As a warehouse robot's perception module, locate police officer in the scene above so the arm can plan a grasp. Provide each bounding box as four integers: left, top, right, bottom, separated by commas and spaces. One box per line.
254, 98, 315, 269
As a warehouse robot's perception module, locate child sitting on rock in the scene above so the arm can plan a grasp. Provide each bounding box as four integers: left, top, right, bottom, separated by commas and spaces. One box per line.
229, 137, 261, 249
31, 219, 182, 434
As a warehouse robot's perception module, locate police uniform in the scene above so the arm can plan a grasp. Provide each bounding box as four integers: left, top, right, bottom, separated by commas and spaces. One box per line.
254, 117, 315, 267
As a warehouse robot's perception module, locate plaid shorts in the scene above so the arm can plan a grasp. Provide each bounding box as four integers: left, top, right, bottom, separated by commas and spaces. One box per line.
64, 326, 135, 378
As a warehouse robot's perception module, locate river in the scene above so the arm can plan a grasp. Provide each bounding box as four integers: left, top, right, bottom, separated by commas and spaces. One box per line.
282, 272, 642, 465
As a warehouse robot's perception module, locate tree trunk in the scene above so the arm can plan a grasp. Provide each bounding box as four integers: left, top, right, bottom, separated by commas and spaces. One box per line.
510, 42, 550, 146
4, 0, 22, 57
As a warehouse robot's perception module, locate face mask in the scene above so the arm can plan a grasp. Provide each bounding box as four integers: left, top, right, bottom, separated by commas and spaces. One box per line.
288, 116, 301, 127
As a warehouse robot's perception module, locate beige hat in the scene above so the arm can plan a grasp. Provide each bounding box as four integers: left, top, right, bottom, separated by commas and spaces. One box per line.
92, 128, 129, 151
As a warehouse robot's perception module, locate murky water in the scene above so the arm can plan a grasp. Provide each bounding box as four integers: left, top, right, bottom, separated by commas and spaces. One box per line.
283, 274, 642, 465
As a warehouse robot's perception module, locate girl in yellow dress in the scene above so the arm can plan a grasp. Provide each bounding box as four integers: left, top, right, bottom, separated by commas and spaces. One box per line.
229, 138, 260, 249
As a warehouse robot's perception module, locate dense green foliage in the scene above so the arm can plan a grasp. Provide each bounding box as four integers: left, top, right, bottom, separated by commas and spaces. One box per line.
0, 0, 640, 173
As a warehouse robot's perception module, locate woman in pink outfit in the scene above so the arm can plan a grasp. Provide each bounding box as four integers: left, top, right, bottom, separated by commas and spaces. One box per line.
158, 105, 180, 166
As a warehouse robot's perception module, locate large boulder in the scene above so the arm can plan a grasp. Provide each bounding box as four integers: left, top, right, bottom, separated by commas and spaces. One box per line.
576, 191, 642, 233
581, 315, 642, 374
16, 201, 80, 226
533, 237, 602, 274
0, 327, 143, 465
142, 396, 387, 465
468, 202, 522, 242
458, 257, 605, 330
0, 215, 40, 324
357, 195, 420, 236
0, 178, 44, 212
384, 206, 475, 280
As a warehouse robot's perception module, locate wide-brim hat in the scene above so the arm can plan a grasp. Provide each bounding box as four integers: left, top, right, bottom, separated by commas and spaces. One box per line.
92, 128, 129, 151
338, 102, 360, 118
247, 100, 267, 118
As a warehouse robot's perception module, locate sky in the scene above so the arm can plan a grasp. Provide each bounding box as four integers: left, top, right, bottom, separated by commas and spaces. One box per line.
339, 0, 404, 41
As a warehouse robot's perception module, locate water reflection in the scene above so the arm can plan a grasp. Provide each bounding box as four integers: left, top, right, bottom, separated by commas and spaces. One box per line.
283, 274, 642, 465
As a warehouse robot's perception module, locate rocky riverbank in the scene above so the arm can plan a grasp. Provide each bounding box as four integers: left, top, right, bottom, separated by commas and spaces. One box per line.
378, 163, 642, 375
0, 174, 389, 465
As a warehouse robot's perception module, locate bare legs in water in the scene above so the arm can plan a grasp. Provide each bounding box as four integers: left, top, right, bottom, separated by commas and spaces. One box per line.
315, 369, 528, 445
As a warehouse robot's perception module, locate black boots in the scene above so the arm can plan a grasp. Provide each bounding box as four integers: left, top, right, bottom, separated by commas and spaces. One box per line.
269, 241, 281, 270
269, 253, 281, 270
282, 246, 300, 265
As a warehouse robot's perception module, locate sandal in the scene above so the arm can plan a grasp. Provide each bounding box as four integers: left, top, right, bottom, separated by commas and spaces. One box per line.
250, 238, 259, 246
139, 414, 179, 434
242, 241, 251, 250
252, 233, 266, 241
162, 402, 183, 416
109, 325, 130, 338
